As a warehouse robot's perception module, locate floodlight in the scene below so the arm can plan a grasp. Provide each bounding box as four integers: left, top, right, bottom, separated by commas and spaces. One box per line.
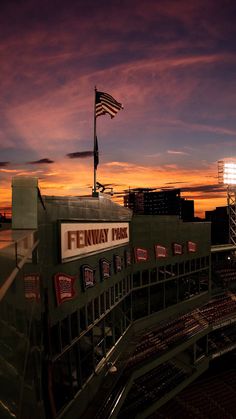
218, 160, 236, 185
218, 160, 236, 245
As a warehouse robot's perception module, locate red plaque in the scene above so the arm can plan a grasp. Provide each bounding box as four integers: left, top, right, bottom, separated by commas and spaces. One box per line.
54, 273, 76, 305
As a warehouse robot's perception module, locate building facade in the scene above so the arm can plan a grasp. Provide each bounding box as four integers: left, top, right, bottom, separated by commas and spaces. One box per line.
4, 177, 236, 419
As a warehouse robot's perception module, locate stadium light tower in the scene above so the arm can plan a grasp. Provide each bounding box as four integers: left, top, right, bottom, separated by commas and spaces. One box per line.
218, 160, 236, 244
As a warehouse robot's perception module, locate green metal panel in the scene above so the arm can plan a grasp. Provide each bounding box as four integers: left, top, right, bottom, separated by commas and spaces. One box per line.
12, 177, 38, 229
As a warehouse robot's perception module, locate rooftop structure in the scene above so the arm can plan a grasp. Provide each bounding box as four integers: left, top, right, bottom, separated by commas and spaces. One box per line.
1, 177, 236, 418
124, 188, 194, 220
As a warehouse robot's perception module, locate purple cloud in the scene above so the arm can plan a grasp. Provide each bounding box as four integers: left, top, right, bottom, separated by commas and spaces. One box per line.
67, 151, 93, 159
27, 158, 54, 164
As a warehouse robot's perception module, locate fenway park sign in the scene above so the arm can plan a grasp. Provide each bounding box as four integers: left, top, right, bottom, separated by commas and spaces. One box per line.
60, 222, 129, 262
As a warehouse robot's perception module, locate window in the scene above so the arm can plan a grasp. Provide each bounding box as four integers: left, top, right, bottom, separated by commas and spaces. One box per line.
142, 270, 149, 285
191, 259, 195, 271
185, 260, 190, 273
115, 283, 119, 302
179, 262, 184, 275
165, 265, 172, 278
179, 277, 190, 301
71, 311, 79, 341
51, 323, 61, 356
61, 317, 70, 348
190, 275, 199, 296
70, 345, 81, 394
150, 268, 157, 283
113, 303, 126, 341
94, 297, 99, 320
196, 258, 200, 270
93, 321, 105, 366
110, 286, 115, 306
201, 257, 205, 268
52, 352, 73, 412
165, 279, 177, 307
106, 289, 110, 310
132, 288, 149, 320
172, 263, 178, 276
87, 301, 93, 326
119, 281, 123, 298
80, 306, 86, 332
199, 270, 209, 292
122, 278, 126, 296
104, 313, 114, 352
100, 293, 105, 314
127, 275, 131, 292
158, 266, 165, 281
122, 295, 132, 327
79, 331, 94, 384
150, 283, 164, 314
133, 271, 141, 288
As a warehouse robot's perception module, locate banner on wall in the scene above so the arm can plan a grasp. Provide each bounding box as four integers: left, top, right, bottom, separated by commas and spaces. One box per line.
134, 247, 149, 262
125, 249, 132, 267
81, 265, 96, 290
187, 241, 197, 253
155, 244, 168, 258
100, 259, 111, 280
114, 255, 122, 273
24, 274, 40, 302
54, 273, 76, 305
172, 243, 183, 255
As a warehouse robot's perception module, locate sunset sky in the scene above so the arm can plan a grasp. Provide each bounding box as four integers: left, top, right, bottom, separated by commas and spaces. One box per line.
1, 0, 236, 216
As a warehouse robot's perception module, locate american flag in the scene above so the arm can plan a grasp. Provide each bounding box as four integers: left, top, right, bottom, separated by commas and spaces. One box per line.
96, 91, 123, 118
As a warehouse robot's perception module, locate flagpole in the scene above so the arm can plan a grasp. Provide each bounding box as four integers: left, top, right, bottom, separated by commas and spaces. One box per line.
93, 86, 97, 196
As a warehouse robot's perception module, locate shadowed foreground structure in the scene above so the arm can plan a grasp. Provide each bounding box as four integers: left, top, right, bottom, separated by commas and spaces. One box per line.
1, 177, 236, 418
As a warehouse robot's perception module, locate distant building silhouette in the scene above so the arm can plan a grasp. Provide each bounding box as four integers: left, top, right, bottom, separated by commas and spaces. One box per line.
180, 197, 195, 222
205, 206, 229, 244
124, 188, 194, 220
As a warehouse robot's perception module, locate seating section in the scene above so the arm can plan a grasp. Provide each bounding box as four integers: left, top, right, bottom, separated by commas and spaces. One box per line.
115, 293, 236, 418
127, 313, 207, 370
208, 324, 236, 355
119, 361, 188, 418
213, 264, 236, 287
127, 293, 236, 370
198, 294, 236, 324
153, 366, 236, 419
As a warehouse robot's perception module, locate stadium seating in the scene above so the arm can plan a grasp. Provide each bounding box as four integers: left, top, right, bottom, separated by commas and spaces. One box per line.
213, 264, 236, 287
119, 362, 188, 418
153, 367, 236, 418
127, 293, 236, 370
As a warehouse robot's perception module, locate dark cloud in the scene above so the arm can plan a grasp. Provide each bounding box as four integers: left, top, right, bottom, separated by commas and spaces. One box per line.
165, 181, 187, 185
187, 194, 224, 200
118, 184, 225, 196
0, 161, 10, 167
27, 158, 54, 164
181, 184, 225, 193
67, 151, 93, 159
123, 187, 158, 192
